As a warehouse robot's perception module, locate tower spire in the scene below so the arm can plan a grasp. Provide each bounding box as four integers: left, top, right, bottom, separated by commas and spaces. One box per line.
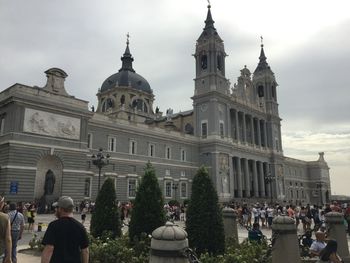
119, 32, 135, 72
204, 2, 215, 31
254, 36, 269, 73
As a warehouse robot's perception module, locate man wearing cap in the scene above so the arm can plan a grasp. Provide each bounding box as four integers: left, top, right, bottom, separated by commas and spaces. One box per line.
0, 196, 12, 263
41, 196, 89, 263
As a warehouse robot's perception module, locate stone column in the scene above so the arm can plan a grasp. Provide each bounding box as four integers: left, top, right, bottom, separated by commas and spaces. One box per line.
263, 120, 268, 148
242, 113, 247, 143
235, 110, 240, 142
325, 212, 350, 263
259, 161, 266, 197
244, 158, 250, 197
250, 115, 255, 145
236, 157, 243, 198
222, 207, 239, 245
229, 154, 234, 198
150, 222, 189, 263
271, 216, 301, 263
257, 119, 262, 147
252, 160, 259, 197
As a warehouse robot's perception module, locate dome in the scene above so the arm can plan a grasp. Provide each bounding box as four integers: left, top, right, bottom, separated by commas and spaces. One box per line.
100, 70, 152, 93
100, 39, 152, 94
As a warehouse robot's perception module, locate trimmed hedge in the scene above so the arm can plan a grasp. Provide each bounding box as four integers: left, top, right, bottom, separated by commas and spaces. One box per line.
128, 162, 166, 241
186, 166, 225, 255
90, 177, 121, 238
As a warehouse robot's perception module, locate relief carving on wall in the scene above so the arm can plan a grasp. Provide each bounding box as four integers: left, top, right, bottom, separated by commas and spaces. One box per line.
24, 108, 80, 140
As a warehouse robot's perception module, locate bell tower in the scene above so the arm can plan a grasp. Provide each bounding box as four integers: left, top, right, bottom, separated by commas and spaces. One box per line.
193, 4, 230, 96
253, 40, 283, 153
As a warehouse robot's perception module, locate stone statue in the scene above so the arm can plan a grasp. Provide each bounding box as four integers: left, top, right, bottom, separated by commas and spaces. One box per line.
44, 169, 56, 195
221, 172, 229, 193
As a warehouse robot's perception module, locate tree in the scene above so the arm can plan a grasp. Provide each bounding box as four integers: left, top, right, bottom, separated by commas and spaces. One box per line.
90, 177, 121, 238
186, 166, 225, 255
128, 162, 166, 241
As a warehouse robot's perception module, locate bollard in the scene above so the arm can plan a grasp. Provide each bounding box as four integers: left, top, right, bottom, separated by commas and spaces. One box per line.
150, 221, 189, 263
222, 207, 238, 244
325, 212, 350, 263
37, 222, 43, 232
271, 216, 301, 263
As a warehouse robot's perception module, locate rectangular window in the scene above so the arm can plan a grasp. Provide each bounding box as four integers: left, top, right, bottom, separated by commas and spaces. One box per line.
148, 143, 155, 157
201, 122, 208, 138
165, 169, 170, 176
0, 117, 4, 135
219, 122, 224, 138
165, 146, 171, 159
87, 133, 92, 149
128, 178, 137, 198
129, 140, 137, 155
108, 136, 116, 152
180, 182, 187, 198
181, 149, 186, 162
180, 171, 186, 177
165, 181, 172, 198
84, 178, 91, 197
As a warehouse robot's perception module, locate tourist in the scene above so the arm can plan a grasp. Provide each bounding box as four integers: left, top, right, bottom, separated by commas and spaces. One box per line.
318, 239, 343, 263
266, 205, 274, 228
41, 196, 89, 263
344, 202, 350, 236
310, 231, 326, 258
26, 204, 36, 232
0, 196, 12, 263
7, 203, 24, 263
248, 222, 263, 243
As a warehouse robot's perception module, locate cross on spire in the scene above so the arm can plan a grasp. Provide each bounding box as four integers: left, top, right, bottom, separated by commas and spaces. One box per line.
126, 32, 130, 46
260, 35, 264, 47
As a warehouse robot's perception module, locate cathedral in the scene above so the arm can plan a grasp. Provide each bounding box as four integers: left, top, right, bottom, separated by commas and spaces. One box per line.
0, 5, 330, 205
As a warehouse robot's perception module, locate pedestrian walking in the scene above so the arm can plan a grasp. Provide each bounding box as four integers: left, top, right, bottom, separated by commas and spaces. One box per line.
0, 196, 12, 263
41, 196, 89, 263
7, 203, 24, 263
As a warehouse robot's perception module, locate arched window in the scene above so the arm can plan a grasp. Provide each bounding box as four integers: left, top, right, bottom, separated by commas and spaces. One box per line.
217, 55, 222, 71
201, 55, 207, 70
258, 85, 264, 97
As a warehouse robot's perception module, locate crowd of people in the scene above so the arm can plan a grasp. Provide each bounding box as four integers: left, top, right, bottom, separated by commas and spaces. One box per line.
231, 201, 350, 262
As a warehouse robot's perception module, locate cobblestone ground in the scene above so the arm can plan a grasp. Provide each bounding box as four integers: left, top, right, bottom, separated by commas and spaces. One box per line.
17, 213, 350, 262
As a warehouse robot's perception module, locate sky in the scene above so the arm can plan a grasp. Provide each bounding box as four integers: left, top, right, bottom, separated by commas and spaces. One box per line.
1, 0, 349, 195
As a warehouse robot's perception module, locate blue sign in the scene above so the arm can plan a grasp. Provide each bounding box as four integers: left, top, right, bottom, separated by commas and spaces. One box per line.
10, 181, 18, 194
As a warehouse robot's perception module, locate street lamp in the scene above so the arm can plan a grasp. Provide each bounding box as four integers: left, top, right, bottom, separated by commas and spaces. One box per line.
91, 148, 110, 193
264, 172, 275, 205
316, 182, 323, 206
172, 183, 178, 202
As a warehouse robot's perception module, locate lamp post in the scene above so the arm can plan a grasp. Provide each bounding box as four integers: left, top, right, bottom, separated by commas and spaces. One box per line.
316, 182, 323, 206
172, 183, 178, 202
264, 172, 275, 205
91, 148, 110, 193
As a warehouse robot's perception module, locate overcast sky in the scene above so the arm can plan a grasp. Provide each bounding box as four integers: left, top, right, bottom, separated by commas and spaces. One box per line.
1, 0, 349, 195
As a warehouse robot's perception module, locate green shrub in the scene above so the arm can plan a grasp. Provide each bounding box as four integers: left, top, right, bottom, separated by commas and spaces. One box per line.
199, 237, 271, 263
89, 233, 150, 263
128, 162, 166, 241
186, 166, 225, 256
90, 177, 121, 238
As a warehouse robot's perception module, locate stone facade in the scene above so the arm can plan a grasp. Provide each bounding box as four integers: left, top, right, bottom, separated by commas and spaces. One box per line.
0, 5, 330, 205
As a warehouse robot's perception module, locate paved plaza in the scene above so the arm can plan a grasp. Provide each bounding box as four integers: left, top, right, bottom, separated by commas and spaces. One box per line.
16, 213, 350, 262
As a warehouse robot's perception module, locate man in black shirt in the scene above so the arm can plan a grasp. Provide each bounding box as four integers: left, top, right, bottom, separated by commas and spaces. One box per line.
41, 196, 89, 263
